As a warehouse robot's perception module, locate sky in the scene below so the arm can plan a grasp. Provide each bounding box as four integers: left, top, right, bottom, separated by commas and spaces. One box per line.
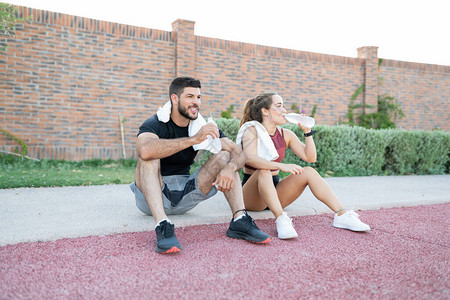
4, 0, 450, 66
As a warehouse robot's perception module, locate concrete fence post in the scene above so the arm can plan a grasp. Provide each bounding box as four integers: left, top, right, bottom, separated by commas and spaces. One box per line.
357, 46, 379, 114
171, 19, 196, 78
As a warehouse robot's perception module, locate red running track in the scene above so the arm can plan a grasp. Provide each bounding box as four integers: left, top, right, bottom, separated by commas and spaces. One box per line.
1, 204, 449, 299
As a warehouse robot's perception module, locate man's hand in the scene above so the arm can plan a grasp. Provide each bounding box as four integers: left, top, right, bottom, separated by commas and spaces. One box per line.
212, 164, 235, 192
192, 123, 220, 144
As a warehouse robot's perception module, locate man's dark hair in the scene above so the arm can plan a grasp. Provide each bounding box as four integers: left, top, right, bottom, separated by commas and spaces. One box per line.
169, 77, 201, 99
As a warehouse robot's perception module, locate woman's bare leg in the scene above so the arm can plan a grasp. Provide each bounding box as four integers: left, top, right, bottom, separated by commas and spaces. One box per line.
276, 167, 346, 215
243, 170, 283, 218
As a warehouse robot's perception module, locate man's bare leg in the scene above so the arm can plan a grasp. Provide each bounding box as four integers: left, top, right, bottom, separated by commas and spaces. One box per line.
135, 158, 167, 225
135, 158, 182, 253
197, 151, 271, 243
197, 151, 245, 217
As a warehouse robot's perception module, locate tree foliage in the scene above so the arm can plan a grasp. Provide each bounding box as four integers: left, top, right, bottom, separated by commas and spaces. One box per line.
1, 3, 31, 51
345, 59, 405, 129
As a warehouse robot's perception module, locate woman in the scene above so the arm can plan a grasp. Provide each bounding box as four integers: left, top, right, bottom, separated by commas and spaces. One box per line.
237, 92, 370, 239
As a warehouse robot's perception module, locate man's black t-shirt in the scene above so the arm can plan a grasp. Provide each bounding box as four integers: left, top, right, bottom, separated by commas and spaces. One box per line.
138, 114, 226, 176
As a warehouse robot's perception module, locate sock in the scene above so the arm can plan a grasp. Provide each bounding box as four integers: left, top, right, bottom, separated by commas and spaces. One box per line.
155, 218, 171, 230
234, 214, 245, 222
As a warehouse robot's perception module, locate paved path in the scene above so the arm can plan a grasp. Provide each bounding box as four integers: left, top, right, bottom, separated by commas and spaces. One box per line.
0, 175, 449, 299
0, 175, 449, 246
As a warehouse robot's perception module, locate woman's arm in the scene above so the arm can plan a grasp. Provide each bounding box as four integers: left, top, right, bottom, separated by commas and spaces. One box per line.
284, 128, 317, 163
242, 127, 277, 169
242, 127, 303, 174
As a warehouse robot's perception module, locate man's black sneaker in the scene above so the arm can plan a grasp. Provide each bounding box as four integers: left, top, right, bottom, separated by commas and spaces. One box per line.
155, 220, 182, 254
226, 210, 271, 244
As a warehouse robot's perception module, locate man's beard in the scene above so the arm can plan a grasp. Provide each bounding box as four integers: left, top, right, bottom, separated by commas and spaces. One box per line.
178, 104, 199, 120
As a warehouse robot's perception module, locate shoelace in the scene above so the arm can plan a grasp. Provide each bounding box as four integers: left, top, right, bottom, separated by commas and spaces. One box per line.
245, 214, 257, 227
283, 213, 293, 225
347, 210, 361, 220
158, 222, 175, 238
234, 209, 258, 229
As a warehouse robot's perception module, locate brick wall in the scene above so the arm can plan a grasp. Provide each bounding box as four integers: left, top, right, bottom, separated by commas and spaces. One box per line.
195, 36, 365, 126
379, 60, 449, 130
1, 5, 449, 160
1, 6, 175, 160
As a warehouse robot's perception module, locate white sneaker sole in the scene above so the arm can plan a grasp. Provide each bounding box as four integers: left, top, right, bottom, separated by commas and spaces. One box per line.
333, 223, 370, 232
278, 232, 299, 239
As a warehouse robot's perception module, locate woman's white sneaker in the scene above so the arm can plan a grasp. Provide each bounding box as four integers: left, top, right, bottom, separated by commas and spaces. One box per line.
333, 210, 370, 232
276, 212, 298, 239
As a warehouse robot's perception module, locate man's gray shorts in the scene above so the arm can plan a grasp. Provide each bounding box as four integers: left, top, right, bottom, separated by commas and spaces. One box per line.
129, 168, 219, 215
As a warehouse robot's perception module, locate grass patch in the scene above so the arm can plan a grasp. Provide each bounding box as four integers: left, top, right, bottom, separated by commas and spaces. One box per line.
0, 154, 136, 189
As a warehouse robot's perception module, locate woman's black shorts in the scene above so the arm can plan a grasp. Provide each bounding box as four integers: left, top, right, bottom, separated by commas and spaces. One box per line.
242, 173, 280, 187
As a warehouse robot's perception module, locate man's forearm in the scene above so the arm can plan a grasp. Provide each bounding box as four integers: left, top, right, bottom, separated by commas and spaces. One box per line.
227, 144, 246, 172
219, 137, 246, 172
139, 137, 196, 160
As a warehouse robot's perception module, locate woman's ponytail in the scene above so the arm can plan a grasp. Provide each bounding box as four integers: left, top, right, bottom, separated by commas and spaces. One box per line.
240, 97, 255, 127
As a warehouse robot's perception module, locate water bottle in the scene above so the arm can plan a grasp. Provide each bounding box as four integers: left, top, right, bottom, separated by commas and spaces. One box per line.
284, 113, 315, 128
206, 118, 222, 153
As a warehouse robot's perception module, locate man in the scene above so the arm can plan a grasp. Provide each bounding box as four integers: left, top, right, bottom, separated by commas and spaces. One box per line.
130, 77, 270, 254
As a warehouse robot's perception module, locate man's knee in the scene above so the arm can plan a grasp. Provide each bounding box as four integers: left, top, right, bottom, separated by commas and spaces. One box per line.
208, 151, 231, 168
135, 158, 161, 187
199, 151, 232, 180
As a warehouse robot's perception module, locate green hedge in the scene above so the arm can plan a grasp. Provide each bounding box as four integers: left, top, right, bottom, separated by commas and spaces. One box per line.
212, 118, 449, 177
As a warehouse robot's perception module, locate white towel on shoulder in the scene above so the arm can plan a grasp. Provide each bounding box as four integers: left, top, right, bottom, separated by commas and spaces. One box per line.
156, 101, 222, 154
156, 101, 172, 123
235, 121, 279, 161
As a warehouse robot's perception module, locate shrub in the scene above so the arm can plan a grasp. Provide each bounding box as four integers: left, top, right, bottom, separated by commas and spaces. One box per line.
415, 131, 449, 174
216, 118, 240, 138
383, 130, 420, 175
209, 119, 449, 177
